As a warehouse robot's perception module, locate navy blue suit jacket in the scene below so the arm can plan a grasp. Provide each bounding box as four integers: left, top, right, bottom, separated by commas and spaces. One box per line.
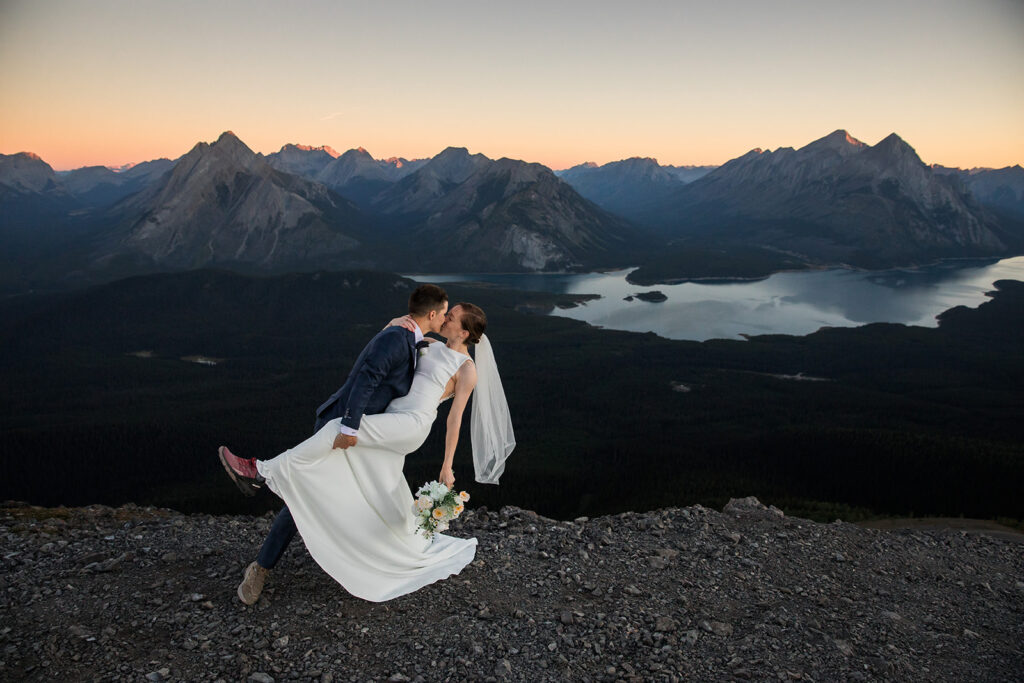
314, 326, 417, 432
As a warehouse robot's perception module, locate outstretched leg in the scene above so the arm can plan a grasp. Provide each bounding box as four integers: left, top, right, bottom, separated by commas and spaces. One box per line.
237, 505, 297, 605
256, 506, 298, 569
218, 446, 264, 496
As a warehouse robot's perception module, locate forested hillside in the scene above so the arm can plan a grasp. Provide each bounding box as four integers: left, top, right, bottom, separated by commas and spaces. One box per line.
1, 271, 1022, 524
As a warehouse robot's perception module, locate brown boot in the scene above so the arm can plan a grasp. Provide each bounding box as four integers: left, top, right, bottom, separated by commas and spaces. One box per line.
237, 561, 269, 605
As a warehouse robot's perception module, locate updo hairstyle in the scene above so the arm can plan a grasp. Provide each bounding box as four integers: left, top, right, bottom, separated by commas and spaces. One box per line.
455, 302, 487, 345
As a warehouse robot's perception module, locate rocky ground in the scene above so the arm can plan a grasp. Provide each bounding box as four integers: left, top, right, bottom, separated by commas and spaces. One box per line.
2, 497, 1022, 682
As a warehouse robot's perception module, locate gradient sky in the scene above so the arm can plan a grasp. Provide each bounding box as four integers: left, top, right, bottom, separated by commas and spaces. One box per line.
2, 0, 1022, 171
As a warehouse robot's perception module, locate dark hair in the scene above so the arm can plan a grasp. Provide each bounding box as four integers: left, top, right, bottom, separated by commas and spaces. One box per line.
408, 284, 448, 317
455, 302, 487, 345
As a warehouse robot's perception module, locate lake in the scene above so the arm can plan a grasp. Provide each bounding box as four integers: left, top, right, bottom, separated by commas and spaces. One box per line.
410, 256, 1024, 341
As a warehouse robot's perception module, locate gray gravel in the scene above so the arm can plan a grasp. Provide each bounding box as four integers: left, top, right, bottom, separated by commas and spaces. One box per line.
2, 497, 1022, 681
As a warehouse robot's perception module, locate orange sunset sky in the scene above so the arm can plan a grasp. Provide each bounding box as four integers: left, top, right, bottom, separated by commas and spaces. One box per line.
1, 0, 1022, 172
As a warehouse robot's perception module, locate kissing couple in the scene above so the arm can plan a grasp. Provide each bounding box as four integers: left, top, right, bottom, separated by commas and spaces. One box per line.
218, 284, 515, 603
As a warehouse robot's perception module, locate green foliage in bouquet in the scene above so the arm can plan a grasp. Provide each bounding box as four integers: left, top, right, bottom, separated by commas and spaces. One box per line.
413, 481, 469, 539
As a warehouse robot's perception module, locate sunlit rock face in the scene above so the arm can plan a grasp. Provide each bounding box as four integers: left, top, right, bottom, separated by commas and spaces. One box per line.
112, 132, 366, 269
263, 143, 339, 178
0, 152, 60, 194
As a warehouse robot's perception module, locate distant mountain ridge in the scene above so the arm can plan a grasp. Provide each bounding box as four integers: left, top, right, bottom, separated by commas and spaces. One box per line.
0, 152, 62, 194
1, 133, 635, 287
933, 164, 1024, 219
261, 143, 339, 178
0, 152, 176, 213
372, 148, 637, 270
268, 143, 637, 271
264, 144, 428, 203
631, 130, 1012, 268
558, 157, 715, 218
3, 130, 1023, 292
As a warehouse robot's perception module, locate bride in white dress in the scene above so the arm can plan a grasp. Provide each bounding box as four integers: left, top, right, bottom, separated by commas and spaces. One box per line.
254, 303, 514, 602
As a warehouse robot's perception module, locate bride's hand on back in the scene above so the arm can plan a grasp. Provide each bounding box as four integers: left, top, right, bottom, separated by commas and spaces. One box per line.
385, 315, 417, 331
439, 465, 455, 489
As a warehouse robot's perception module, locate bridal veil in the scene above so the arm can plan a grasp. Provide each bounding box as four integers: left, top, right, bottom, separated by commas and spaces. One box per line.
469, 334, 515, 484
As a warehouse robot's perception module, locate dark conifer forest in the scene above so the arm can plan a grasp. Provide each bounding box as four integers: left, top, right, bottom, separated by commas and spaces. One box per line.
1, 270, 1022, 525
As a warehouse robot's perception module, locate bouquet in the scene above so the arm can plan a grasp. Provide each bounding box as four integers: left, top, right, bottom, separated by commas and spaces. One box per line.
413, 481, 470, 539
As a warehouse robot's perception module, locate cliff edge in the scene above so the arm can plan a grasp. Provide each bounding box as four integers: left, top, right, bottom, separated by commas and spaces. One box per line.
2, 498, 1021, 681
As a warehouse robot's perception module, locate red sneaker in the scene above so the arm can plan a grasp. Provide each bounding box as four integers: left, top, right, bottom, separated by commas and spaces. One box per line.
218, 446, 264, 497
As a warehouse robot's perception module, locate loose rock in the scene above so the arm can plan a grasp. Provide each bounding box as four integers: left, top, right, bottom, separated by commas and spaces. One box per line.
1, 498, 1020, 681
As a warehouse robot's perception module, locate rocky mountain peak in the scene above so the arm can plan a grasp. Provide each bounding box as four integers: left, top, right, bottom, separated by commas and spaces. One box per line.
344, 147, 374, 160
112, 130, 364, 270
0, 151, 58, 193
2, 151, 42, 163
265, 144, 339, 179
870, 132, 920, 161
314, 147, 391, 187
280, 143, 339, 157
284, 144, 339, 157
860, 133, 929, 181
382, 156, 426, 171
559, 161, 598, 172
214, 130, 243, 146
803, 129, 865, 152
618, 157, 662, 169
184, 131, 263, 173
603, 157, 677, 182
420, 147, 491, 184
432, 146, 471, 163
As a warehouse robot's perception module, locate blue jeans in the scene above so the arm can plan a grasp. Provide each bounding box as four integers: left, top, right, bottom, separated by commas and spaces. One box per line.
255, 416, 327, 569
256, 505, 297, 569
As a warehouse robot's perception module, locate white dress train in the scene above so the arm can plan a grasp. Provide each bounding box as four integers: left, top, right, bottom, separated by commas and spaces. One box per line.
256, 343, 478, 602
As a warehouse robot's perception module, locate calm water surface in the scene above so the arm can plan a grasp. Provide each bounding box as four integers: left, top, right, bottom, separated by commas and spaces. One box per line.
410, 256, 1024, 341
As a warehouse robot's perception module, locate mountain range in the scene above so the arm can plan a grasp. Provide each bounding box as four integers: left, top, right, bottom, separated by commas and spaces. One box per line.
1, 129, 1022, 292
557, 158, 715, 218
264, 145, 429, 206
0, 133, 634, 288
102, 132, 368, 272
593, 131, 1016, 268
932, 164, 1024, 219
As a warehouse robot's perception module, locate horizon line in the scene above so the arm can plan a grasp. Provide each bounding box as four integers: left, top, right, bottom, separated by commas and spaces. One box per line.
7, 128, 1022, 174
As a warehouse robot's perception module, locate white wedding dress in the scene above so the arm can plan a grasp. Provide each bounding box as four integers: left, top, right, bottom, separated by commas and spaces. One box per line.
256, 342, 478, 602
